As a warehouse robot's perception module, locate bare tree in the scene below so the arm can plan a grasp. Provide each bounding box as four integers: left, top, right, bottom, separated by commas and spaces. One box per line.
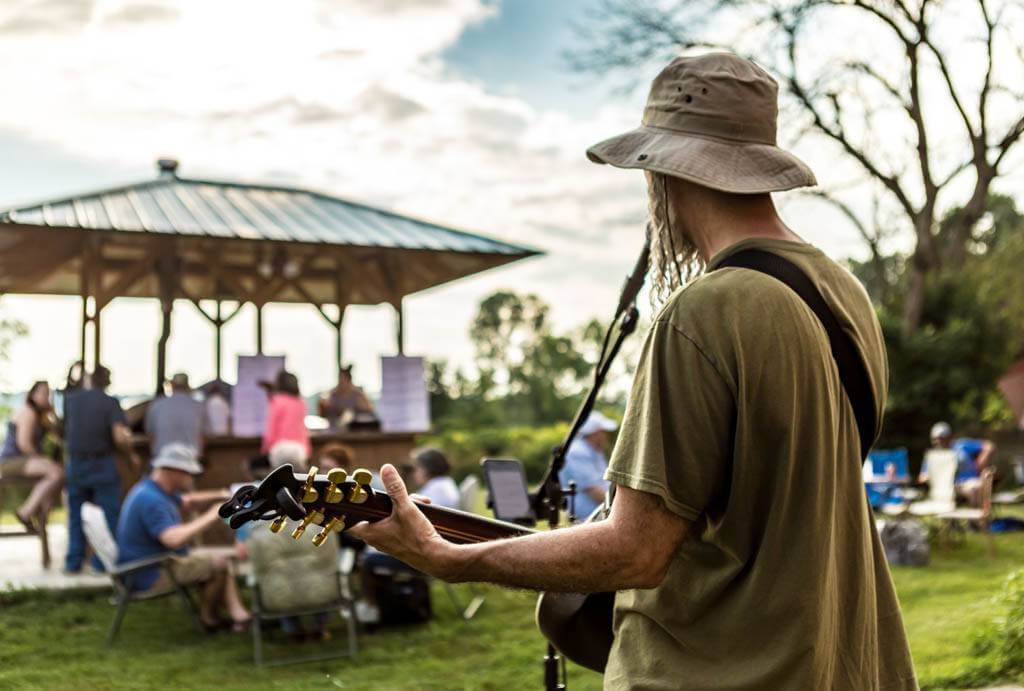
571, 0, 1024, 333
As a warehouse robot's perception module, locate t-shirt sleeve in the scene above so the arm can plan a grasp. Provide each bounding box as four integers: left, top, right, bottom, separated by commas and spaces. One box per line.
109, 397, 126, 426
605, 319, 735, 522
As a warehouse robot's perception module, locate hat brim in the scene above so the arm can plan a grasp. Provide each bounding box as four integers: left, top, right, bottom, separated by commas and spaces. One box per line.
586, 125, 816, 194
153, 461, 204, 475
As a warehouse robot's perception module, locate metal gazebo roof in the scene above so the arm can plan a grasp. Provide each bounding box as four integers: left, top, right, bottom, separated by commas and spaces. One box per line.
0, 159, 541, 386
0, 159, 539, 306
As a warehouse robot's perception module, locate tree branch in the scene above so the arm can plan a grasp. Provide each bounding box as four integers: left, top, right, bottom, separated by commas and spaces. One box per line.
977, 0, 997, 141
782, 18, 917, 219
994, 115, 1024, 169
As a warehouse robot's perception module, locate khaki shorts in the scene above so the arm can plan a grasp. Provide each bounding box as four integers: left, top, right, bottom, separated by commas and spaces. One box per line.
142, 554, 217, 595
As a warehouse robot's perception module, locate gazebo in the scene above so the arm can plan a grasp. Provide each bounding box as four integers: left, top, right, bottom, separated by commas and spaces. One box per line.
0, 159, 539, 391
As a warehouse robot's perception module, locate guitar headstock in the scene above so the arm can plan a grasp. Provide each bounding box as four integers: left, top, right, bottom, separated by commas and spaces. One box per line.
218, 463, 380, 547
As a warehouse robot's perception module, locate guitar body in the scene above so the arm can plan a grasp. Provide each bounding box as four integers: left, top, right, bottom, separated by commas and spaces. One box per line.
535, 590, 614, 673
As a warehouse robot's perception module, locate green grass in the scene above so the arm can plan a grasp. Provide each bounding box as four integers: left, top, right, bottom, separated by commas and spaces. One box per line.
1, 532, 1022, 690
892, 532, 1024, 688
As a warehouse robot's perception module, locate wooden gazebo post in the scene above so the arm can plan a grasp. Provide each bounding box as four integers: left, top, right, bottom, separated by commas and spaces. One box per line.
154, 254, 178, 396
255, 304, 264, 355
394, 299, 405, 355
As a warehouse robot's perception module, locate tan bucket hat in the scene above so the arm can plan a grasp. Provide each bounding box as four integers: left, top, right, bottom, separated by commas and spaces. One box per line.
586, 52, 817, 194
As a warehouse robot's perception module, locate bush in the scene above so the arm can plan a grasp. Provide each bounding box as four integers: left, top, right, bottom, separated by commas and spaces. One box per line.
420, 423, 570, 485
947, 568, 1024, 687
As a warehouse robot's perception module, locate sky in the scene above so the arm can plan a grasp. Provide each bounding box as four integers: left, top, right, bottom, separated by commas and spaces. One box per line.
0, 0, 1019, 398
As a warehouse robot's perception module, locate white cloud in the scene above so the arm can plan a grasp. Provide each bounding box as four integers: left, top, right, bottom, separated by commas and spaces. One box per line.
0, 0, 656, 395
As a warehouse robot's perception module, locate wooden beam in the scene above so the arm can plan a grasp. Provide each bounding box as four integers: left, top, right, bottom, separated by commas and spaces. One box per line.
3, 238, 84, 291
95, 257, 153, 310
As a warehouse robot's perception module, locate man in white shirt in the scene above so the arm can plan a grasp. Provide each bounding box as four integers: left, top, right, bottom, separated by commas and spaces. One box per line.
559, 412, 618, 521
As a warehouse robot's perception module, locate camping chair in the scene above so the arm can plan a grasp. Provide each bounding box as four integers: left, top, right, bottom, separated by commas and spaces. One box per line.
937, 468, 997, 556
905, 449, 958, 516
992, 455, 1024, 507
0, 472, 51, 569
437, 476, 486, 621
247, 524, 358, 667
80, 502, 202, 646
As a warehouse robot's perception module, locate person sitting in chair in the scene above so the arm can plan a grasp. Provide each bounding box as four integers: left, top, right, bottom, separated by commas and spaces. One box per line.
115, 443, 250, 632
356, 448, 458, 626
410, 447, 459, 509
920, 421, 995, 506
0, 380, 64, 534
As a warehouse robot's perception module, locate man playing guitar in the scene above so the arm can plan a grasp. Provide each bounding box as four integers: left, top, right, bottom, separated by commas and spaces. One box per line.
348, 53, 918, 690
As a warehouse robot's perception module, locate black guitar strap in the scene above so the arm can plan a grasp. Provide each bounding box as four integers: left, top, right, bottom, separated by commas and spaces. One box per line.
716, 249, 877, 459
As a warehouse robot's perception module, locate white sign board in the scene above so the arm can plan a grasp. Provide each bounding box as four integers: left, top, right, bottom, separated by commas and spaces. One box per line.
231, 355, 286, 437
377, 356, 430, 433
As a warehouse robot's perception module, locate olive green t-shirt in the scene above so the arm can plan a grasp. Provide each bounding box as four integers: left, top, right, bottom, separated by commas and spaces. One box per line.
604, 238, 917, 691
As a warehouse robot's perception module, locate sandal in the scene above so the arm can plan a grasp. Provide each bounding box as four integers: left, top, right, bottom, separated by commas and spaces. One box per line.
230, 618, 252, 634
15, 511, 37, 535
199, 617, 229, 634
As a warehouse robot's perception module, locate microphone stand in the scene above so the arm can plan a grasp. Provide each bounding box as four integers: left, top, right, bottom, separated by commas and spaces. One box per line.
532, 227, 650, 691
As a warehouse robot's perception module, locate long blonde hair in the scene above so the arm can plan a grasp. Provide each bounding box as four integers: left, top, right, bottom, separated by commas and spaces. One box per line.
646, 171, 704, 307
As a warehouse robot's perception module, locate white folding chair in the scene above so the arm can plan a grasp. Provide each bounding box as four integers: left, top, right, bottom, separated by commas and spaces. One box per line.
81, 502, 201, 646
908, 449, 957, 516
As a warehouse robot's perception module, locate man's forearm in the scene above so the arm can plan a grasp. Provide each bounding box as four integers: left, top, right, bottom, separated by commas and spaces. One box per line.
439, 521, 662, 593
161, 512, 218, 550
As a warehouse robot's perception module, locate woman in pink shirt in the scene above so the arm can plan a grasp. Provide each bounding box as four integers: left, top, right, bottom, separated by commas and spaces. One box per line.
261, 370, 311, 460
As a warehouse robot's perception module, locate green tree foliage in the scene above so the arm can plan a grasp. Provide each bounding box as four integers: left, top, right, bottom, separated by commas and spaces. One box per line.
0, 312, 27, 418
431, 291, 624, 433
0, 314, 26, 366
876, 195, 1024, 463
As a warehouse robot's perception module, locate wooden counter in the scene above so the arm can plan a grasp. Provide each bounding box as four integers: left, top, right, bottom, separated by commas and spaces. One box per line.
116, 430, 419, 544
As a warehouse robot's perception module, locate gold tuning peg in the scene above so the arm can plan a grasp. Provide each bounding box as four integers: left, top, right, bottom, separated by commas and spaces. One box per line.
325, 468, 347, 503
348, 468, 373, 504
311, 515, 345, 547
268, 516, 288, 533
300, 465, 320, 503
291, 509, 324, 540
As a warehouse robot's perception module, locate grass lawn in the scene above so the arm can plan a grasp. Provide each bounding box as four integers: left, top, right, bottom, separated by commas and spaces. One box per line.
1, 530, 1022, 690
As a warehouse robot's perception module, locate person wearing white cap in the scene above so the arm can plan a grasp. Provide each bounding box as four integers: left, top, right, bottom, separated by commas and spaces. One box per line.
115, 443, 250, 632
559, 412, 618, 521
920, 421, 995, 504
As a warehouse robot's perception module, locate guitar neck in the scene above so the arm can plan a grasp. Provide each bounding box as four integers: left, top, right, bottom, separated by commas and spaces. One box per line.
352, 496, 537, 544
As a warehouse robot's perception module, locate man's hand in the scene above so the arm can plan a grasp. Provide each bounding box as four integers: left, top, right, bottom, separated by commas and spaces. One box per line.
348, 464, 458, 579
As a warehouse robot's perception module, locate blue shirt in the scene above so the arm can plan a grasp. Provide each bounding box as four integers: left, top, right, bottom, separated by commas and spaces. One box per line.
952, 438, 985, 482
115, 477, 185, 591
559, 438, 610, 521
64, 388, 125, 456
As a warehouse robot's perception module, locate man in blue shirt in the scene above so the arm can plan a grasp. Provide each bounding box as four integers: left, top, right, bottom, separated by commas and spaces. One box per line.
116, 443, 249, 631
63, 364, 138, 574
922, 421, 996, 505
559, 412, 618, 521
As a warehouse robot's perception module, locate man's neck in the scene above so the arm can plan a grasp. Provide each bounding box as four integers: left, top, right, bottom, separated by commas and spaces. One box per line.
688, 206, 804, 263
151, 471, 176, 494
